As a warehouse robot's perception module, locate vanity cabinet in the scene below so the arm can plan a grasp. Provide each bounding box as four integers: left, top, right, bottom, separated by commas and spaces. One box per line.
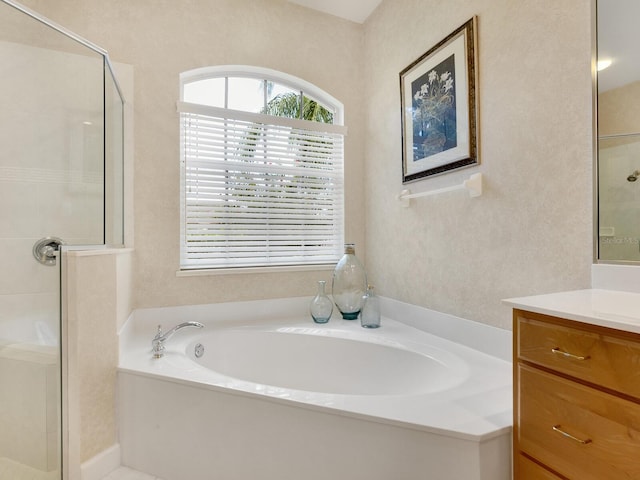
513, 309, 640, 479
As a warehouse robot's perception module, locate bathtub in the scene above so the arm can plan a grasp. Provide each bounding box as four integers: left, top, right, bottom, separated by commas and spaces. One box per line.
118, 296, 512, 480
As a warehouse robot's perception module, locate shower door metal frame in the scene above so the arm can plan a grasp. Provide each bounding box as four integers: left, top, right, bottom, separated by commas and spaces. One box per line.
0, 0, 125, 101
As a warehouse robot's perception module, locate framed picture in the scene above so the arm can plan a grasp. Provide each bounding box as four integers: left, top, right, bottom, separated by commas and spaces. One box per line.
400, 17, 478, 183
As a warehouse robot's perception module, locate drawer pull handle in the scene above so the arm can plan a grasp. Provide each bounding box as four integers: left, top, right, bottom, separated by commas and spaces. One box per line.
552, 425, 592, 445
551, 347, 590, 361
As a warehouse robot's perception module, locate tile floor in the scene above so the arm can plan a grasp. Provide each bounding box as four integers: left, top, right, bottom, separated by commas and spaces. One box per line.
102, 466, 164, 480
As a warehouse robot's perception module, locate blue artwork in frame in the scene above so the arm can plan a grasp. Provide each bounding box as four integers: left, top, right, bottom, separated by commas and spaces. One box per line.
400, 17, 478, 183
411, 53, 458, 160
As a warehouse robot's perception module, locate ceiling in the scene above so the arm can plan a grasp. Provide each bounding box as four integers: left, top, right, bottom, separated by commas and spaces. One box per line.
286, 0, 383, 24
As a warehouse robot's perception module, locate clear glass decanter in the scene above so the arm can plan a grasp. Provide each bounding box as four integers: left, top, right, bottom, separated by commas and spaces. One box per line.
332, 243, 367, 320
310, 280, 333, 324
361, 285, 381, 328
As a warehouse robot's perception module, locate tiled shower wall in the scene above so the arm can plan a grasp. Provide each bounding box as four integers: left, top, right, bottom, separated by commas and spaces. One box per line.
0, 40, 104, 469
0, 39, 104, 337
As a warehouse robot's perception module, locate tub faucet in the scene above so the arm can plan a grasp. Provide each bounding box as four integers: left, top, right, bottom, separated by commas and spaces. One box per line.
152, 321, 204, 358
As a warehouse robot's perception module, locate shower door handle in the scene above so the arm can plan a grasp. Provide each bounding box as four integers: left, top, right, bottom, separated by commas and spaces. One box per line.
33, 237, 65, 266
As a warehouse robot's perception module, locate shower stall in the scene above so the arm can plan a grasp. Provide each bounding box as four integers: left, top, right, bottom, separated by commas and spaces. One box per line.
0, 1, 124, 479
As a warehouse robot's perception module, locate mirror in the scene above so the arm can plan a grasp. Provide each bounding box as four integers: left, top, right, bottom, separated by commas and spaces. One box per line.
597, 0, 640, 262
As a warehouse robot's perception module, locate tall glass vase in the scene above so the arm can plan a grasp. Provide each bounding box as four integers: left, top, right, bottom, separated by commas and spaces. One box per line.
332, 244, 367, 320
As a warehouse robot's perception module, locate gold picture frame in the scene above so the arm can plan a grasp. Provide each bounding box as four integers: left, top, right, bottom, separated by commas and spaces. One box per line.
400, 17, 479, 183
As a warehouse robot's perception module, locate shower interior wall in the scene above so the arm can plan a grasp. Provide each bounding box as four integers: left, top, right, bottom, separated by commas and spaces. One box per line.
0, 31, 104, 477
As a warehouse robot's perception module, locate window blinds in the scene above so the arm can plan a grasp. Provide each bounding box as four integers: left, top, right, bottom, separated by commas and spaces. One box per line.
178, 101, 346, 270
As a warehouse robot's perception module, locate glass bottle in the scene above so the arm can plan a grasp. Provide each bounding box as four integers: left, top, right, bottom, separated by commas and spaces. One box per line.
310, 280, 333, 324
332, 244, 367, 320
361, 285, 381, 328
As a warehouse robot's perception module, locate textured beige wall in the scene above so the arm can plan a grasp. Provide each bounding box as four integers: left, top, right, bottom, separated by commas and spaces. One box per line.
65, 253, 115, 466
64, 250, 132, 468
21, 0, 366, 309
363, 0, 594, 329
123, 0, 364, 308
20, 0, 594, 326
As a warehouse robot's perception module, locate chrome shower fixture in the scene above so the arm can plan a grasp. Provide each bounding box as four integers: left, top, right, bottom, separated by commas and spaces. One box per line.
627, 170, 640, 182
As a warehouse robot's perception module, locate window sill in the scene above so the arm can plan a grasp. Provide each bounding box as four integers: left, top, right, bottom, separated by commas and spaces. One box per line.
176, 264, 335, 277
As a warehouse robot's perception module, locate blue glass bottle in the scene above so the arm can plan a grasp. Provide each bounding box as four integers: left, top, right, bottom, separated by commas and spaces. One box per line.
361, 285, 381, 328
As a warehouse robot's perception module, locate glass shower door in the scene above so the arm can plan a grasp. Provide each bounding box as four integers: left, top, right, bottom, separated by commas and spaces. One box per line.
0, 2, 108, 478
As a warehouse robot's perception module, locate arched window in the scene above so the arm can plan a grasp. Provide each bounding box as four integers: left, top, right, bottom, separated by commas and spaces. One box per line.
178, 66, 346, 271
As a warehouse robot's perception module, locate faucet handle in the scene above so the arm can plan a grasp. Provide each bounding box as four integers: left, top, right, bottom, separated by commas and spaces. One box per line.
153, 342, 165, 359
152, 325, 164, 358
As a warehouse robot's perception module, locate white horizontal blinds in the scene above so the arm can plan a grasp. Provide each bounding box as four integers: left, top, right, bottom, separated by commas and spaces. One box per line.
179, 102, 345, 269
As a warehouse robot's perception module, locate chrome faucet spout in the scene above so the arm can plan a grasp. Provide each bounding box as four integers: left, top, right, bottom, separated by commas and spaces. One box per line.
152, 321, 204, 358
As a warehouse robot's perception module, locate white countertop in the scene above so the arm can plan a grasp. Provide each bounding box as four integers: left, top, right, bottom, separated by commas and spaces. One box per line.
503, 289, 640, 334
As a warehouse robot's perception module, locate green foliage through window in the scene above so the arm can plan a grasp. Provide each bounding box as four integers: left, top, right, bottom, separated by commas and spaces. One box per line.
263, 92, 334, 124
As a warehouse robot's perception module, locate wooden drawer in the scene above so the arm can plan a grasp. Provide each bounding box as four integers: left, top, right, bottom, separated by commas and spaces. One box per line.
517, 454, 563, 479
517, 364, 640, 479
516, 310, 640, 399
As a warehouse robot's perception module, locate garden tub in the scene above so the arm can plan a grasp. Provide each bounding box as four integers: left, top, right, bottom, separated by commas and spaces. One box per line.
118, 296, 512, 480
